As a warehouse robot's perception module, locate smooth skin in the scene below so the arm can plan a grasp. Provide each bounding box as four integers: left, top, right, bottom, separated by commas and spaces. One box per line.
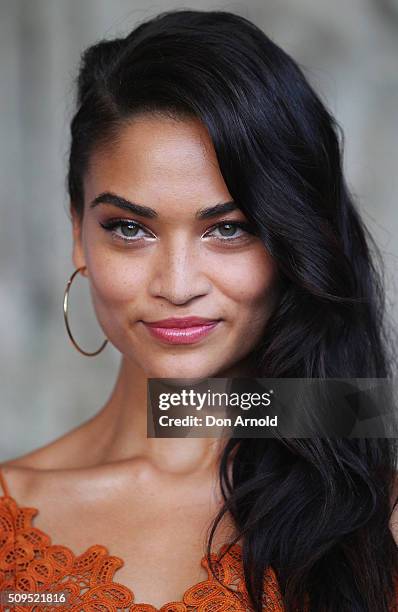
1, 115, 281, 606
3, 115, 398, 605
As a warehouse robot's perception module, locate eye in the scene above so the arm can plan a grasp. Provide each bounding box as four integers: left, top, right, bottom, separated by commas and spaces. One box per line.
203, 221, 254, 242
99, 218, 256, 246
99, 218, 156, 243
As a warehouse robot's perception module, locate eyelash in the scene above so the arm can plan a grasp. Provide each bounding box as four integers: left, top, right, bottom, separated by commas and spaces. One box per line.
99, 218, 255, 245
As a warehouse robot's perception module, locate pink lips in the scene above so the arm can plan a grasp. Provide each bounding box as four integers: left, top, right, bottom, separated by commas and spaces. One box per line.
142, 316, 221, 345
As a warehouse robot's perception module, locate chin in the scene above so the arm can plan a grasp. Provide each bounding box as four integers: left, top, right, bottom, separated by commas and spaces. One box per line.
144, 357, 227, 380
158, 376, 209, 387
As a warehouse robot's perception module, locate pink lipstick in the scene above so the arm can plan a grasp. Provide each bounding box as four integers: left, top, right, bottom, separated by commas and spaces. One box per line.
142, 316, 221, 345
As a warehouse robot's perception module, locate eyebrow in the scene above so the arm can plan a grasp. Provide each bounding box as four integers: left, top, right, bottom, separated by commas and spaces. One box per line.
89, 192, 237, 220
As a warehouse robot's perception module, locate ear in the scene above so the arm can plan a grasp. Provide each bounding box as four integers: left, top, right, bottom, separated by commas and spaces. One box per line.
71, 206, 88, 277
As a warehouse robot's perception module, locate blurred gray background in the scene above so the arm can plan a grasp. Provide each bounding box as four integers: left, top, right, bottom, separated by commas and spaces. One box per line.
1, 0, 397, 461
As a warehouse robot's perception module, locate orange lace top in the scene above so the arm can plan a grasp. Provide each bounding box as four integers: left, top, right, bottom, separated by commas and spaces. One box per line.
0, 467, 285, 611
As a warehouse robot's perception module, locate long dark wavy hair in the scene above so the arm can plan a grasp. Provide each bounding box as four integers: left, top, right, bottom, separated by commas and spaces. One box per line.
67, 9, 398, 611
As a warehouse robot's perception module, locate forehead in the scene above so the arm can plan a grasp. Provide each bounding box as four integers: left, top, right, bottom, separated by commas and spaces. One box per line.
84, 114, 232, 212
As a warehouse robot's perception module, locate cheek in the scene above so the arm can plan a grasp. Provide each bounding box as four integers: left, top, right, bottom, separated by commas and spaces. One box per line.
80, 221, 146, 305
217, 249, 279, 315
84, 256, 148, 351
84, 250, 147, 307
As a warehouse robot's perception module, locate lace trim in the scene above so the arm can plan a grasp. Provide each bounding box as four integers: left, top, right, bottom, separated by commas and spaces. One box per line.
0, 495, 284, 611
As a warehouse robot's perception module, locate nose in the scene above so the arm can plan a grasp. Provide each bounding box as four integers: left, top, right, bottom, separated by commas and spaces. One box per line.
148, 238, 211, 305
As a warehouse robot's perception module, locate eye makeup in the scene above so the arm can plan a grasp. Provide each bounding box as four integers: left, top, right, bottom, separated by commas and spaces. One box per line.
98, 217, 257, 247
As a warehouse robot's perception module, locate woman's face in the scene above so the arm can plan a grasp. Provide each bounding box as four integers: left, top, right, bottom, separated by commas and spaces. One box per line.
72, 114, 279, 378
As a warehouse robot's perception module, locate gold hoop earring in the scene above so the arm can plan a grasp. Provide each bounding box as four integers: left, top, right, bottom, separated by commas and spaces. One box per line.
63, 266, 108, 356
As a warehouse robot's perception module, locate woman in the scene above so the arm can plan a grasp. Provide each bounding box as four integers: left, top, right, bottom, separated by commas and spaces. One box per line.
1, 9, 397, 612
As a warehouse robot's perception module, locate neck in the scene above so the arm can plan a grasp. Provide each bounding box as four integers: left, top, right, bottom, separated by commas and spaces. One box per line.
82, 354, 252, 475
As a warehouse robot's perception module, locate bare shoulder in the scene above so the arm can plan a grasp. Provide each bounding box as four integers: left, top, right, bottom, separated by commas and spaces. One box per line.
0, 436, 69, 491
0, 419, 97, 503
1, 412, 102, 478
0, 458, 111, 511
0, 449, 66, 504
